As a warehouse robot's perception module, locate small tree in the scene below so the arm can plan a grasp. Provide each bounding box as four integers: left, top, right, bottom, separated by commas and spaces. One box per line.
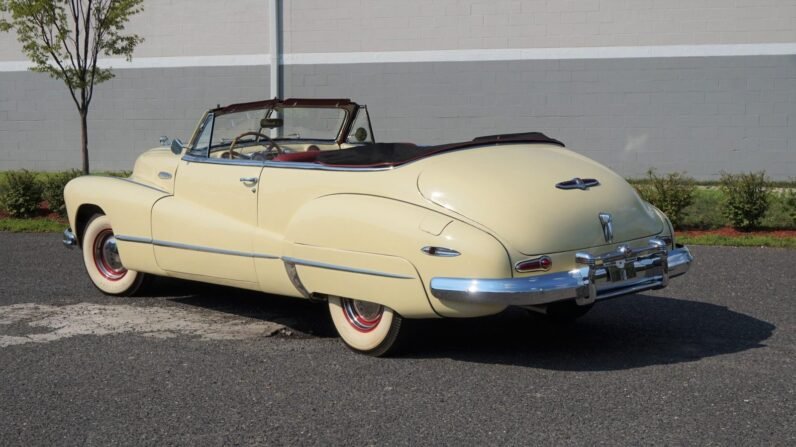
0, 0, 143, 174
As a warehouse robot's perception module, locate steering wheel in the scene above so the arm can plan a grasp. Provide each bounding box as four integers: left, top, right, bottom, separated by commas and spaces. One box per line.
227, 131, 282, 159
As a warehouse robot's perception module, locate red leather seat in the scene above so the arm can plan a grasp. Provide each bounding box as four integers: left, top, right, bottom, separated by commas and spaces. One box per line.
273, 151, 320, 163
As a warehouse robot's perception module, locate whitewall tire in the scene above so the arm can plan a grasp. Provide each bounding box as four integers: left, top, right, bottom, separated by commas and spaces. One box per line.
82, 214, 146, 296
328, 296, 406, 356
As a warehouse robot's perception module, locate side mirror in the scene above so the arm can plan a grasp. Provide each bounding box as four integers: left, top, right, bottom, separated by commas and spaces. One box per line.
260, 118, 284, 129
170, 138, 185, 155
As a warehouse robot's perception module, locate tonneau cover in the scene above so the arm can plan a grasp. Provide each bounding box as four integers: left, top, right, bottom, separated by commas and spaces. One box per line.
316, 132, 564, 167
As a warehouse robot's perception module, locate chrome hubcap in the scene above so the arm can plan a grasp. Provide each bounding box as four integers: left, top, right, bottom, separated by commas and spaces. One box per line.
102, 237, 123, 270
93, 230, 126, 280
342, 298, 384, 333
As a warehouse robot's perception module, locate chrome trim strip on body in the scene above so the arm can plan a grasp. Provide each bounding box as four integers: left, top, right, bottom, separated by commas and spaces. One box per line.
282, 256, 414, 279
182, 153, 266, 167
114, 177, 170, 194
114, 235, 152, 244
430, 242, 692, 307
63, 228, 77, 248
114, 235, 279, 259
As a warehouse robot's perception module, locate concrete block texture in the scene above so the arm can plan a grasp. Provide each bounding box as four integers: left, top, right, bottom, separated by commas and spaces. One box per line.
282, 0, 796, 53
1, 55, 794, 179
0, 0, 270, 61
3, 1, 795, 63
282, 55, 795, 179
0, 66, 269, 172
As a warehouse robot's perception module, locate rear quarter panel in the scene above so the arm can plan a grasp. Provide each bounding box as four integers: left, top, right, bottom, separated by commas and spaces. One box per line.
283, 194, 511, 318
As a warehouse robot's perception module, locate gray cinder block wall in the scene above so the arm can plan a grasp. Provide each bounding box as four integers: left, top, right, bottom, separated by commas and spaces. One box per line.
1, 0, 795, 179
284, 56, 796, 179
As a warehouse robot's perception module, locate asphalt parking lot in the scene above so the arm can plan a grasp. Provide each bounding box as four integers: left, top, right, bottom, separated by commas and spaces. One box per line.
1, 232, 794, 445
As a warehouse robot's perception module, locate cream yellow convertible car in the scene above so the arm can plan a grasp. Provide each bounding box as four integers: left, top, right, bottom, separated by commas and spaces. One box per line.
63, 98, 692, 356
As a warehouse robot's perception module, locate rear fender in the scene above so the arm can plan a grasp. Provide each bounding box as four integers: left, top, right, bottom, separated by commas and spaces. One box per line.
284, 194, 511, 318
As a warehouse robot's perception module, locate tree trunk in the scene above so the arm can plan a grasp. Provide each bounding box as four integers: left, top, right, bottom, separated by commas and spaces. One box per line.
80, 110, 89, 174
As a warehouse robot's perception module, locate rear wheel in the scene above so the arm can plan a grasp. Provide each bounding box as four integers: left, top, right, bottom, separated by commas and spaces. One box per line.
82, 214, 147, 296
328, 296, 406, 356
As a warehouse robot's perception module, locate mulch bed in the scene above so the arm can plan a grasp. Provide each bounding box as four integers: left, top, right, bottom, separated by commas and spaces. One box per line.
0, 201, 66, 222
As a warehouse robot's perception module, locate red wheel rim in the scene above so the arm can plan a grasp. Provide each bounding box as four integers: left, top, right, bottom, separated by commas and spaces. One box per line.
93, 229, 127, 281
341, 299, 383, 333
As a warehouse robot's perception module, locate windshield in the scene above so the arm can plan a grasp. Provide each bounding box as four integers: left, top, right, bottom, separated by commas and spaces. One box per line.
278, 107, 347, 140
210, 106, 347, 150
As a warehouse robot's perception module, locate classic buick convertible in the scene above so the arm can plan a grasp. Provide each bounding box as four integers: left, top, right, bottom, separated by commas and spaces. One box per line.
63, 98, 692, 356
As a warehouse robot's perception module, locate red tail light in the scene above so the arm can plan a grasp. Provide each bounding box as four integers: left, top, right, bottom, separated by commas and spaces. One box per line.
515, 256, 552, 273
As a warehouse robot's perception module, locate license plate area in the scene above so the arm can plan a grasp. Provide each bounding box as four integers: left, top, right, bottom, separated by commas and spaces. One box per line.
604, 257, 638, 282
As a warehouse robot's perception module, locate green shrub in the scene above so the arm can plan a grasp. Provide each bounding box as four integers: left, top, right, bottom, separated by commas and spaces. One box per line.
42, 170, 82, 217
634, 169, 695, 229
681, 188, 725, 230
784, 187, 796, 226
720, 171, 771, 231
0, 170, 43, 218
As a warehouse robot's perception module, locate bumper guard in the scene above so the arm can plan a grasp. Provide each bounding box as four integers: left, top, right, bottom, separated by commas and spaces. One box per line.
63, 228, 77, 248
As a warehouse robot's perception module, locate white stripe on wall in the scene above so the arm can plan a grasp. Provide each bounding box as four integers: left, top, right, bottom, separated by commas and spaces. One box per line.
1, 42, 795, 72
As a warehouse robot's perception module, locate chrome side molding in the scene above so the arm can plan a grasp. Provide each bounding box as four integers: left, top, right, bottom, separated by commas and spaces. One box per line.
113, 235, 279, 260
282, 256, 414, 280
283, 261, 312, 299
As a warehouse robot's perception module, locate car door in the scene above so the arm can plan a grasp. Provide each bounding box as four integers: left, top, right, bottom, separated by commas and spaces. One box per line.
150, 115, 266, 286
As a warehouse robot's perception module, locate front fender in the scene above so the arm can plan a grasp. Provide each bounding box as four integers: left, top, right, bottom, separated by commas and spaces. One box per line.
64, 176, 169, 274
283, 194, 511, 318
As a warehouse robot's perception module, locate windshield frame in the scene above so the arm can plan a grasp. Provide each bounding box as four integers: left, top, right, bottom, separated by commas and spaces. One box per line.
207, 98, 360, 145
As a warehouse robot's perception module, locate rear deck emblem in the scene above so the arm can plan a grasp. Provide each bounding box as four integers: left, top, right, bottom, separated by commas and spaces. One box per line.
599, 213, 613, 243
556, 177, 600, 190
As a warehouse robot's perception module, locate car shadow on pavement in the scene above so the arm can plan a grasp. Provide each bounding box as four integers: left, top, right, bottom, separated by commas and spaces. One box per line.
141, 278, 774, 371
404, 294, 776, 370
144, 277, 336, 337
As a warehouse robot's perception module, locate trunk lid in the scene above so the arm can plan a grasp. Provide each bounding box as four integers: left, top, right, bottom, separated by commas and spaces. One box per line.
416, 144, 662, 255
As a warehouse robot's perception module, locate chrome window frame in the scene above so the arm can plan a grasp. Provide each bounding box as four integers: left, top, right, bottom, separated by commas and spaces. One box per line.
180, 153, 394, 172
188, 113, 214, 158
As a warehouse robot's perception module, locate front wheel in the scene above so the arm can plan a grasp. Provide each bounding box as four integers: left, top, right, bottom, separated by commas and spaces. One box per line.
81, 214, 147, 296
328, 296, 406, 356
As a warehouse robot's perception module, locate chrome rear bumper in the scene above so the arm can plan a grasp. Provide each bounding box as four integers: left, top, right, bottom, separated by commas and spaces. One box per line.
63, 228, 77, 248
430, 239, 692, 307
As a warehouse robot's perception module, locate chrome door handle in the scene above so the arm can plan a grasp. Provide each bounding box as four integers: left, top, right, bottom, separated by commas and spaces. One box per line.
239, 177, 258, 185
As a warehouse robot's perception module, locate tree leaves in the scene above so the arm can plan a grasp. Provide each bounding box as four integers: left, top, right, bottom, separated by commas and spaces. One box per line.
0, 0, 144, 111
1, 0, 144, 173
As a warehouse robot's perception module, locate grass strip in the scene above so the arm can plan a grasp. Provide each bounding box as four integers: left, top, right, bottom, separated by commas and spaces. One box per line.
678, 234, 796, 249
0, 218, 65, 233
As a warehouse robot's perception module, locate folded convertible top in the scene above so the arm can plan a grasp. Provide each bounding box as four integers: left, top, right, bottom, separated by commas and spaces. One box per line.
315, 132, 564, 167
